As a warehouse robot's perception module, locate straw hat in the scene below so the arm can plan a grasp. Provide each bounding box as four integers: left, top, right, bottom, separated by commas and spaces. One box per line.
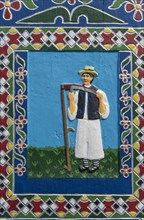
79, 66, 98, 77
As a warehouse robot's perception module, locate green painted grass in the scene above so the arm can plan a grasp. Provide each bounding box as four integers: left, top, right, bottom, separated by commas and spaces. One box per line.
27, 146, 119, 178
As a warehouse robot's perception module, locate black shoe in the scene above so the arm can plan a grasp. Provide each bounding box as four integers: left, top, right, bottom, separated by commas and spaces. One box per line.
79, 165, 89, 172
88, 166, 99, 173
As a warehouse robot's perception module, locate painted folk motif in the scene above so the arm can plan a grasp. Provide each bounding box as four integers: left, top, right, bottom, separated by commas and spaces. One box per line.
0, 0, 144, 24
0, 26, 143, 218
0, 0, 37, 20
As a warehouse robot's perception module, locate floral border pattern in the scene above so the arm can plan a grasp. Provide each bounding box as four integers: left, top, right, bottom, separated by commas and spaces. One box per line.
0, 0, 37, 20
0, 0, 144, 23
109, 0, 144, 22
119, 53, 132, 178
14, 53, 28, 177
0, 27, 144, 218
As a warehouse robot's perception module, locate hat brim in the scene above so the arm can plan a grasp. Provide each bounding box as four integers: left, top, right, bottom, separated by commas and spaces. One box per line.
79, 70, 98, 77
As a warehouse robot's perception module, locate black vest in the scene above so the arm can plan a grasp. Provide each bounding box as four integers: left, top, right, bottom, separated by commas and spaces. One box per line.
76, 86, 100, 120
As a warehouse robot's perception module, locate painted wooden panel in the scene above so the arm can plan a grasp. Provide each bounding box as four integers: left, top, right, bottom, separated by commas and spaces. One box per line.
0, 0, 143, 219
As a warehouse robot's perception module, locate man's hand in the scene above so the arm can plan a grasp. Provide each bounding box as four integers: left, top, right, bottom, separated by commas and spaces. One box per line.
68, 92, 75, 101
96, 91, 104, 101
96, 91, 106, 117
68, 92, 76, 114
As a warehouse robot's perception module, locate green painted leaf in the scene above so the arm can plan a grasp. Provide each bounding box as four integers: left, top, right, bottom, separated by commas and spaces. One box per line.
71, 6, 124, 23
120, 105, 130, 116
121, 129, 131, 142
121, 153, 131, 164
16, 80, 26, 93
19, 7, 70, 23
121, 56, 131, 70
109, 0, 124, 9
16, 103, 26, 116
79, 0, 92, 3
16, 54, 25, 69
21, 0, 38, 9
17, 129, 26, 142
121, 83, 131, 94
109, 0, 133, 9
19, 5, 124, 24
52, 0, 65, 3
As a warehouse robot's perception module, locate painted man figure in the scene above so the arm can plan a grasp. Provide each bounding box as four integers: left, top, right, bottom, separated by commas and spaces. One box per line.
68, 66, 110, 172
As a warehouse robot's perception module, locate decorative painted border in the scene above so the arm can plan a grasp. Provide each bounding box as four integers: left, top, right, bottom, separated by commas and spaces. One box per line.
1, 0, 144, 24
119, 52, 132, 179
14, 52, 28, 178
0, 27, 144, 218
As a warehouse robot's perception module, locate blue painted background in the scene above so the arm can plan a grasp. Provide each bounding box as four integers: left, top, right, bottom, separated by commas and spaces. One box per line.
27, 51, 119, 149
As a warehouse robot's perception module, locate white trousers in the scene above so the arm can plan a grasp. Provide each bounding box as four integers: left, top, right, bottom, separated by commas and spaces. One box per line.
75, 119, 104, 160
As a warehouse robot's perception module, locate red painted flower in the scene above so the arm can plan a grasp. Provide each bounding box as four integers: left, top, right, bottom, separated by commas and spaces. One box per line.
125, 0, 144, 22
15, 115, 27, 129
120, 164, 132, 178
68, 0, 75, 4
0, 0, 22, 20
15, 163, 26, 176
15, 138, 27, 153
15, 89, 27, 105
120, 139, 131, 154
15, 67, 27, 81
120, 92, 131, 106
119, 69, 131, 83
120, 116, 131, 129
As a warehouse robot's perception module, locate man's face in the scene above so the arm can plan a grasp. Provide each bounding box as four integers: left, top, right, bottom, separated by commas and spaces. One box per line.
82, 73, 93, 86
